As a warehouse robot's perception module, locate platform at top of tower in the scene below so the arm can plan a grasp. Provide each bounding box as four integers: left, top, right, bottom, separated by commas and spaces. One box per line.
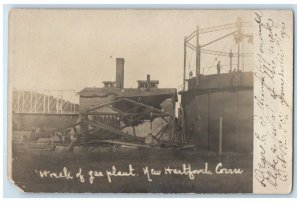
180, 71, 253, 94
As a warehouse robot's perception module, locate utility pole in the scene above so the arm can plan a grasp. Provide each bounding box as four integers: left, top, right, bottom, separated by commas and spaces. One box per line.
229, 49, 233, 72
236, 17, 242, 71
196, 26, 200, 76
183, 36, 187, 91
235, 17, 242, 152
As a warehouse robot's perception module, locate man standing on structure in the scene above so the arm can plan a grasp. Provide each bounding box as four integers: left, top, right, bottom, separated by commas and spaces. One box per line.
217, 61, 221, 74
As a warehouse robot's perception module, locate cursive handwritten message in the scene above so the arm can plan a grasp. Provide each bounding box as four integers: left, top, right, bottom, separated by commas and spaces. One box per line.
253, 10, 293, 194
35, 163, 244, 184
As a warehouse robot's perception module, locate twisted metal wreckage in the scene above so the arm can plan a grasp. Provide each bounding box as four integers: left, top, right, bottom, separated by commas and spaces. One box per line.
57, 96, 179, 149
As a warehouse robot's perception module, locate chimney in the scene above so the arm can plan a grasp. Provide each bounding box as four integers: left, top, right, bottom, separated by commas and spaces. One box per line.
116, 58, 124, 88
146, 74, 151, 92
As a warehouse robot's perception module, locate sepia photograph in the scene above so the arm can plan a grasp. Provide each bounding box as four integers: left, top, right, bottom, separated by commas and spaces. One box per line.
7, 9, 293, 194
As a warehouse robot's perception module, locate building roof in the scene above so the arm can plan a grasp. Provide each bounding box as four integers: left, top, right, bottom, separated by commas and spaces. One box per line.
137, 80, 159, 84
103, 81, 116, 84
78, 87, 177, 100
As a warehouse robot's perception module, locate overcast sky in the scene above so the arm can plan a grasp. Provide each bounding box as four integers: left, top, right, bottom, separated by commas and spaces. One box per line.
9, 9, 253, 92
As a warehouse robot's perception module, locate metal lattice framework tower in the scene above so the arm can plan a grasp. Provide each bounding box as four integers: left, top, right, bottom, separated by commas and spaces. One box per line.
12, 89, 79, 114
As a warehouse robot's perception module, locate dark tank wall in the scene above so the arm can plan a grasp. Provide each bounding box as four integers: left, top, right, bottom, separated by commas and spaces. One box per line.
181, 72, 253, 153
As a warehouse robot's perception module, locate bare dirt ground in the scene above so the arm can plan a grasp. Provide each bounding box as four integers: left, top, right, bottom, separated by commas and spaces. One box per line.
10, 145, 253, 193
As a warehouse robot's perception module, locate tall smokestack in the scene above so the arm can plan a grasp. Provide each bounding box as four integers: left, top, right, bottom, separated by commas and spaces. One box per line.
146, 74, 151, 92
116, 58, 124, 88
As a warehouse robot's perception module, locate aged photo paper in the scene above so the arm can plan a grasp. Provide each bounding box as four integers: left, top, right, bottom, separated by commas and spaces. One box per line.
7, 9, 293, 193
253, 10, 293, 194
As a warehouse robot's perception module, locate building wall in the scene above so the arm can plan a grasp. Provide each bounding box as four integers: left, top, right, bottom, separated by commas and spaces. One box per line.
79, 95, 116, 113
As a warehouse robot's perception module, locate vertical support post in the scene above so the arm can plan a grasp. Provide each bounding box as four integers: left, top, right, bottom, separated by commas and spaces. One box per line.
73, 93, 77, 113
237, 42, 240, 71
196, 26, 200, 76
43, 93, 46, 113
180, 101, 186, 145
161, 123, 164, 143
34, 93, 37, 112
207, 89, 210, 152
219, 115, 223, 155
30, 91, 32, 113
22, 91, 24, 113
61, 90, 63, 113
17, 91, 20, 113
199, 46, 201, 74
183, 36, 187, 91
81, 114, 89, 134
172, 115, 174, 143
180, 108, 184, 144
236, 17, 242, 72
160, 117, 164, 143
56, 97, 59, 114
236, 89, 239, 152
242, 39, 245, 72
235, 75, 239, 152
234, 17, 241, 150
132, 126, 136, 136
47, 91, 50, 113
229, 49, 233, 72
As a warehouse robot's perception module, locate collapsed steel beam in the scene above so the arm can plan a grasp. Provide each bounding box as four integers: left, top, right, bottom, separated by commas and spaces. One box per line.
120, 98, 173, 117
85, 120, 144, 141
81, 97, 173, 117
96, 140, 150, 148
